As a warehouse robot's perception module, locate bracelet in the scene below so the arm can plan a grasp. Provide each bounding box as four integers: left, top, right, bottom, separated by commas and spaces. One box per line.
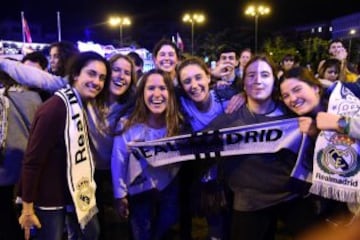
344, 117, 350, 135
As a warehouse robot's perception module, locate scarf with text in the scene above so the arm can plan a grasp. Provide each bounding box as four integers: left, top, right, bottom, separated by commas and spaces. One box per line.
126, 118, 312, 186
55, 87, 97, 229
310, 82, 360, 203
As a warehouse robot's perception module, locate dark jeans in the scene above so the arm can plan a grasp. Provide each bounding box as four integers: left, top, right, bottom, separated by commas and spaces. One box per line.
129, 179, 179, 240
36, 208, 66, 240
0, 185, 22, 240
37, 207, 99, 240
94, 169, 115, 240
230, 197, 319, 240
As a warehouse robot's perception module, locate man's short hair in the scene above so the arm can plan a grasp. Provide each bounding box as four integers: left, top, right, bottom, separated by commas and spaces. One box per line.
21, 51, 49, 70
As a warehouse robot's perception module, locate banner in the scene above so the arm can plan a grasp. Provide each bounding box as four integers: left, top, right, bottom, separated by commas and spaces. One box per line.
126, 118, 312, 184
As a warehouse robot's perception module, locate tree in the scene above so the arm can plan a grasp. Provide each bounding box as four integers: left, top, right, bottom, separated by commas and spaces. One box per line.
263, 36, 298, 65
299, 37, 328, 70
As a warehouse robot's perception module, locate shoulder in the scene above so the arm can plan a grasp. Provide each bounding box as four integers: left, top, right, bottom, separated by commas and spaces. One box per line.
36, 95, 66, 118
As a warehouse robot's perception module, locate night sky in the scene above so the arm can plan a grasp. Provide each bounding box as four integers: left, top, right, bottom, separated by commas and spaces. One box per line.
2, 0, 359, 47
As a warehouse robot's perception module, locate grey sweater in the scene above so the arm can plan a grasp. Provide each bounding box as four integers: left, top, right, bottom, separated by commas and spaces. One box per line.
0, 87, 42, 185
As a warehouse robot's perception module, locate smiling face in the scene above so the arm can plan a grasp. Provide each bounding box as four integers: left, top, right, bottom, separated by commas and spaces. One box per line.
280, 78, 320, 116
110, 57, 132, 97
73, 60, 107, 100
179, 64, 211, 104
244, 60, 274, 104
144, 73, 169, 116
154, 45, 178, 74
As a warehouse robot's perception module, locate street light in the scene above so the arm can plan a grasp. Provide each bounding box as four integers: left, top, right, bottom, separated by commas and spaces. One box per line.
182, 13, 205, 55
348, 28, 356, 58
245, 5, 270, 53
109, 16, 131, 47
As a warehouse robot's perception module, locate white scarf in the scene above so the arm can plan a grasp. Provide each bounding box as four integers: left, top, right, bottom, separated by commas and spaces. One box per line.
55, 87, 98, 229
310, 82, 360, 203
0, 88, 9, 158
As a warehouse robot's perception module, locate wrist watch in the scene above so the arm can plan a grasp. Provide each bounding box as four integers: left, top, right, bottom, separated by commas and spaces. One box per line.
337, 116, 350, 134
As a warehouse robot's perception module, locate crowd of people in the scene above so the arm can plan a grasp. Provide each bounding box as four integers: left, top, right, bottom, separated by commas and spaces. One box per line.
0, 37, 360, 240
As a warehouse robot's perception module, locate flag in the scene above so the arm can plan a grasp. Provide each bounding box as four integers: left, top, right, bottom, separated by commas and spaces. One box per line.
176, 32, 184, 52
21, 13, 32, 43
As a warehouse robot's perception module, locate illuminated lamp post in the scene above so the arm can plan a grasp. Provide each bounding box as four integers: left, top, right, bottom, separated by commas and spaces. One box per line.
348, 29, 356, 58
245, 5, 270, 53
109, 16, 131, 47
182, 13, 205, 55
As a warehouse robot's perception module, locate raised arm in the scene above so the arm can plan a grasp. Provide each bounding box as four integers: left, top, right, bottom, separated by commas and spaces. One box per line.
0, 58, 67, 92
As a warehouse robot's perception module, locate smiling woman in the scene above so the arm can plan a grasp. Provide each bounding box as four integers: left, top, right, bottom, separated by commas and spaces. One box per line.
18, 51, 111, 240
111, 68, 185, 240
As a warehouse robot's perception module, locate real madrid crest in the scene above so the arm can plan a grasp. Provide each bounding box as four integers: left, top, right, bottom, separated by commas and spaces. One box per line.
76, 177, 95, 212
318, 133, 360, 177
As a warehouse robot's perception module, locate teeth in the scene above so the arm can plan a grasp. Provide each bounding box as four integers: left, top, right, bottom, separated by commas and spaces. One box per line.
152, 99, 163, 104
292, 100, 304, 108
113, 80, 125, 87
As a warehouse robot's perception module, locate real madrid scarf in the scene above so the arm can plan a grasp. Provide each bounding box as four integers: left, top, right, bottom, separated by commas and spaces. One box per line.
126, 118, 312, 186
310, 82, 360, 203
0, 88, 9, 164
55, 87, 98, 229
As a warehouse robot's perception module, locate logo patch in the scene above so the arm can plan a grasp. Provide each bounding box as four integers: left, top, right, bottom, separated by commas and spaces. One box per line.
75, 177, 95, 212
318, 140, 359, 177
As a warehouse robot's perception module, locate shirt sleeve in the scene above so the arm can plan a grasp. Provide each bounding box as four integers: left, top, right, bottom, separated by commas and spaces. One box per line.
0, 59, 67, 92
349, 117, 360, 140
111, 123, 130, 199
20, 96, 66, 203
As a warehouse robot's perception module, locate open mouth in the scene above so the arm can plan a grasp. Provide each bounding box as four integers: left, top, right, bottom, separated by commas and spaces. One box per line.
112, 79, 126, 87
291, 99, 305, 109
151, 99, 165, 105
85, 82, 101, 91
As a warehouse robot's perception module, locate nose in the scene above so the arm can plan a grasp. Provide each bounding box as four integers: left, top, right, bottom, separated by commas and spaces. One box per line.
253, 74, 261, 84
92, 75, 103, 86
289, 93, 297, 102
190, 79, 198, 89
153, 87, 161, 96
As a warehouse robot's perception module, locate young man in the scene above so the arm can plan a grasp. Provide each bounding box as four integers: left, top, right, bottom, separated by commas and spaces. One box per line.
211, 45, 241, 101
317, 39, 358, 82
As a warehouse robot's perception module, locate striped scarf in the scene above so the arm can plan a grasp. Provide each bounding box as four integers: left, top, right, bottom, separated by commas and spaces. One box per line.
55, 87, 98, 229
126, 118, 312, 186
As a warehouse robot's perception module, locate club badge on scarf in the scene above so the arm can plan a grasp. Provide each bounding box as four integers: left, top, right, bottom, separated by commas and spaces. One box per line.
310, 82, 360, 203
56, 87, 98, 229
